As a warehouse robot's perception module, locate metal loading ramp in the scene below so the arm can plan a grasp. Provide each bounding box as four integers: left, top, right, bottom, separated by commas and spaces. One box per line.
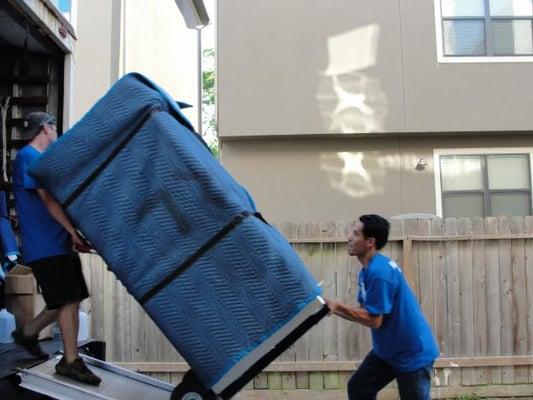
17, 354, 174, 400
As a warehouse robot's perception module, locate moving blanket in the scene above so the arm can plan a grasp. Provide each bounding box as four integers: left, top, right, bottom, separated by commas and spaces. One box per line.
29, 73, 322, 389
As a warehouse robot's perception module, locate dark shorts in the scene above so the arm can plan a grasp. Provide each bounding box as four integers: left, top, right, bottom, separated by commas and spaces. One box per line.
29, 254, 89, 310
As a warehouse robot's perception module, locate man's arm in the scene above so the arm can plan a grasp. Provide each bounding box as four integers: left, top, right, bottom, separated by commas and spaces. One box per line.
36, 188, 91, 252
324, 298, 383, 329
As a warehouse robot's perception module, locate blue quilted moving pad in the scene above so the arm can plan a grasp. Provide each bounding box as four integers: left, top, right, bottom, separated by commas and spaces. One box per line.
29, 73, 322, 389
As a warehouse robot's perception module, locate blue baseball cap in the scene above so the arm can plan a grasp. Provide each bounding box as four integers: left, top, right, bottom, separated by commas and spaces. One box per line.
21, 112, 57, 141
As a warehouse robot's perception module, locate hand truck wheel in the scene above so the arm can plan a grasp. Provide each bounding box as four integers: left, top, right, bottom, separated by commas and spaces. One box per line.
171, 381, 216, 400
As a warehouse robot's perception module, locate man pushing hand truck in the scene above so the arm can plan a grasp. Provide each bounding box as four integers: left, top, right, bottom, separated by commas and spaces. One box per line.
325, 214, 439, 400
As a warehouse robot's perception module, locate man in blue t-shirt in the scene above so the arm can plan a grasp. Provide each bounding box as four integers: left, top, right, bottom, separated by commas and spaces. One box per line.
325, 214, 439, 400
12, 112, 101, 386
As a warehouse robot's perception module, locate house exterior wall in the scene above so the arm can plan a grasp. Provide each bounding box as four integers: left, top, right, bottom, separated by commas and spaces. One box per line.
73, 0, 199, 128
221, 134, 533, 224
217, 0, 533, 136
121, 0, 199, 128
400, 0, 533, 133
72, 0, 115, 123
217, 0, 533, 223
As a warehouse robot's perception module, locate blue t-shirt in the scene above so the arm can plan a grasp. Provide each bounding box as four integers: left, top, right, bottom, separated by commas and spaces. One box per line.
358, 253, 439, 372
13, 145, 71, 264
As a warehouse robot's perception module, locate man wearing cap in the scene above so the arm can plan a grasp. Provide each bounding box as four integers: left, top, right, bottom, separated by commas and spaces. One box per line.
12, 112, 101, 385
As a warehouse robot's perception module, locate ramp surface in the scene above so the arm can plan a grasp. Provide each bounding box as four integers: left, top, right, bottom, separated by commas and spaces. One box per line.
18, 354, 174, 400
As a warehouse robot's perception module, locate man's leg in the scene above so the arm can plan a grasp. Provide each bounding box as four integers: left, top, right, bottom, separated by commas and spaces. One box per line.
57, 302, 80, 363
23, 306, 60, 336
395, 363, 433, 400
45, 255, 101, 385
12, 306, 58, 359
55, 301, 101, 385
348, 352, 395, 400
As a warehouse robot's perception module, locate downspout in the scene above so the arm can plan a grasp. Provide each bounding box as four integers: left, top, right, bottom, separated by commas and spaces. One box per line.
197, 27, 203, 135
174, 0, 210, 135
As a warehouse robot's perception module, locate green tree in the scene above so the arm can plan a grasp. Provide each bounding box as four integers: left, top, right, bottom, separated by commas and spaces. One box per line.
202, 48, 218, 158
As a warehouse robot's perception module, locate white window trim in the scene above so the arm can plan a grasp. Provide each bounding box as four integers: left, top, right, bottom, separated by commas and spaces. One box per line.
70, 0, 78, 31
434, 148, 533, 217
433, 0, 533, 63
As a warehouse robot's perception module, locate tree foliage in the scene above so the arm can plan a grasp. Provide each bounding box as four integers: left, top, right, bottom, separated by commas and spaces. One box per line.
202, 48, 218, 157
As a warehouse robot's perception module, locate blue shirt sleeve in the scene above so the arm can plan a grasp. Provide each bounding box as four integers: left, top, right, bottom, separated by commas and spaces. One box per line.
363, 278, 395, 315
23, 172, 39, 189
0, 192, 19, 256
21, 150, 40, 189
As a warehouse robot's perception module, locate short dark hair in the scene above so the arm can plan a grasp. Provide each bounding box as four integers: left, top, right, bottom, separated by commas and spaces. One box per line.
359, 214, 390, 250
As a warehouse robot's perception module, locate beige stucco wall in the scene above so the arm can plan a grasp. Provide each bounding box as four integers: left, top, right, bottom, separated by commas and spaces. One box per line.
122, 0, 199, 129
73, 0, 199, 128
220, 134, 533, 223
72, 0, 116, 123
217, 0, 533, 137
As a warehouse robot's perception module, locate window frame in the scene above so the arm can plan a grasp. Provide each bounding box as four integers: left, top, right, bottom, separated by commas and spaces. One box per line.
48, 0, 78, 29
434, 0, 533, 62
434, 148, 533, 217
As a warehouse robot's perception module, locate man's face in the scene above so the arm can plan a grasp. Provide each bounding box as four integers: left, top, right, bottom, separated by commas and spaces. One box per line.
347, 221, 371, 257
44, 123, 58, 142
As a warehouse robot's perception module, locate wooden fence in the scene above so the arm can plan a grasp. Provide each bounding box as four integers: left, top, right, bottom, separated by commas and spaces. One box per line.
79, 217, 533, 399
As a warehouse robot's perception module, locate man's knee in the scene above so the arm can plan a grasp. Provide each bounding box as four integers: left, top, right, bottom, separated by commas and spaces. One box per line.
59, 302, 79, 310
347, 372, 376, 400
57, 302, 80, 319
46, 308, 60, 318
396, 363, 433, 400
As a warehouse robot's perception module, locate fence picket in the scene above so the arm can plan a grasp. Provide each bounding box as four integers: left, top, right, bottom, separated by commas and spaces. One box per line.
431, 218, 448, 363
485, 217, 502, 384
472, 217, 488, 384
292, 222, 311, 389
445, 218, 461, 387
322, 222, 339, 389
404, 219, 419, 298
511, 217, 528, 383
524, 216, 533, 383
458, 217, 475, 385
417, 218, 433, 328
279, 222, 297, 390
306, 223, 324, 390
336, 221, 355, 362
499, 217, 514, 384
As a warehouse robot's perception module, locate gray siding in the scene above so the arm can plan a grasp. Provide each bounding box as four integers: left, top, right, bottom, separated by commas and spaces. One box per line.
217, 0, 533, 137
220, 134, 533, 223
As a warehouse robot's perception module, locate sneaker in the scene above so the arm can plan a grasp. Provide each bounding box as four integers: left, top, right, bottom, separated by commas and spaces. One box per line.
55, 356, 102, 386
12, 327, 48, 360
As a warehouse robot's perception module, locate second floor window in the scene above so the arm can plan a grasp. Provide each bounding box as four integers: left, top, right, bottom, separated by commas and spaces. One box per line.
440, 0, 533, 57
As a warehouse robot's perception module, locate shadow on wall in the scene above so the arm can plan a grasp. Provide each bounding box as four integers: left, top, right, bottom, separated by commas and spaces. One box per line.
316, 25, 389, 133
